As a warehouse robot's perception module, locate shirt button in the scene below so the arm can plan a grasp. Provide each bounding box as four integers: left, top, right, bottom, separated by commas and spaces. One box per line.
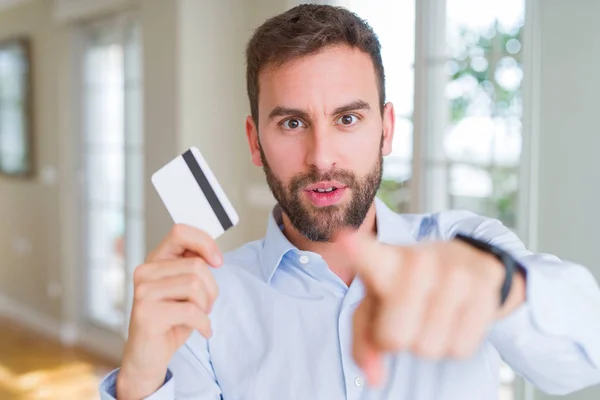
354, 377, 363, 387
299, 255, 309, 264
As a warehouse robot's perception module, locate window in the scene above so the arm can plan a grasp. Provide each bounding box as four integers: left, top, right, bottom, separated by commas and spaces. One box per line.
445, 0, 524, 229
0, 39, 31, 176
345, 0, 524, 231
345, 0, 416, 213
344, 0, 525, 399
81, 16, 144, 331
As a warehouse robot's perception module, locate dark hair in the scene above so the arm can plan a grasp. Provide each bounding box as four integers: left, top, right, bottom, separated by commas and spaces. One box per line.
245, 4, 385, 123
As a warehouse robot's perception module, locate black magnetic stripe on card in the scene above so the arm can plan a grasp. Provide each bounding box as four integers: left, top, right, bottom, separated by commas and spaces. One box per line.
182, 149, 233, 231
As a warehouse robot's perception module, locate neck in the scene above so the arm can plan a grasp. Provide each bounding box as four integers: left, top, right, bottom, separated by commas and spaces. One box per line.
280, 202, 378, 285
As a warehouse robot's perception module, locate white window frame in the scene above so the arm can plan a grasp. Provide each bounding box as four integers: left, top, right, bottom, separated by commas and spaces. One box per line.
71, 11, 143, 358
415, 0, 540, 399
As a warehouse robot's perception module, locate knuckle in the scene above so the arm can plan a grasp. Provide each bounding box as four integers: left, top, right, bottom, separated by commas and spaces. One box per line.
183, 303, 198, 319
415, 340, 441, 359
376, 330, 403, 352
449, 266, 471, 289
188, 275, 203, 292
135, 281, 150, 299
132, 265, 145, 284
412, 249, 437, 271
132, 301, 151, 325
133, 263, 154, 284
171, 223, 187, 239
191, 258, 207, 273
449, 342, 472, 359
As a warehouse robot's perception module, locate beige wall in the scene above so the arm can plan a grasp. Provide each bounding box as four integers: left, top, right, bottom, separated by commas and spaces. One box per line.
176, 0, 253, 252
0, 0, 68, 321
172, 0, 291, 252
141, 0, 180, 253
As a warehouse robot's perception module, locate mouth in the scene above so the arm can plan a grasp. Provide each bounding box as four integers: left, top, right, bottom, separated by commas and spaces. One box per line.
303, 181, 348, 207
304, 181, 347, 193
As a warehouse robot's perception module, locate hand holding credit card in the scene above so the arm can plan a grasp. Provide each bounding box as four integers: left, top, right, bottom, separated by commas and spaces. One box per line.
116, 147, 237, 400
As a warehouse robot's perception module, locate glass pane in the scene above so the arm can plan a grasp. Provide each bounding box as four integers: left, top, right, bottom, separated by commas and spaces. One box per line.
85, 150, 125, 207
445, 0, 525, 167
379, 173, 412, 214
490, 167, 519, 227
84, 43, 124, 146
124, 87, 143, 148
0, 46, 26, 102
0, 42, 30, 176
126, 150, 144, 213
125, 216, 145, 274
86, 206, 125, 263
445, 0, 524, 230
348, 0, 416, 214
86, 206, 125, 326
449, 163, 518, 226
84, 23, 126, 330
388, 117, 413, 164
450, 163, 493, 197
348, 0, 415, 118
124, 18, 143, 148
88, 259, 125, 330
83, 19, 144, 332
0, 103, 26, 173
124, 21, 142, 84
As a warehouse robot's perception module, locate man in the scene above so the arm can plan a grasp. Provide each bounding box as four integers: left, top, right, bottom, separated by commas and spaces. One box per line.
101, 4, 600, 400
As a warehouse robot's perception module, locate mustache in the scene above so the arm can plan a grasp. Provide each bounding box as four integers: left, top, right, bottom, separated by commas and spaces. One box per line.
289, 167, 357, 192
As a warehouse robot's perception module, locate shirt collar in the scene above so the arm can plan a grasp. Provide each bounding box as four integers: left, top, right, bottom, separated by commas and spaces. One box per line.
260, 197, 417, 283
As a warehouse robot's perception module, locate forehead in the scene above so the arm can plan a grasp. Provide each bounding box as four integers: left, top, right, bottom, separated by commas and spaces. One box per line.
257, 45, 379, 111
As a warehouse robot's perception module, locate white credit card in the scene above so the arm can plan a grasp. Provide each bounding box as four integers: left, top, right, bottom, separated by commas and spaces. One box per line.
151, 146, 239, 239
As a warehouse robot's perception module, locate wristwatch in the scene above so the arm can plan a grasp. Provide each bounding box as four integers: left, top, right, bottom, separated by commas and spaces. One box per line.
453, 233, 524, 306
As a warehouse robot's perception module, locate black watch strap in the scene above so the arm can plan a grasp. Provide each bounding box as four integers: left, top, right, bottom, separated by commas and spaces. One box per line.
453, 233, 522, 306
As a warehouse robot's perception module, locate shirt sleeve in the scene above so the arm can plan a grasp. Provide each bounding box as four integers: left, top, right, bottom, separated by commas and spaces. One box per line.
98, 331, 222, 399
437, 210, 600, 395
99, 369, 174, 400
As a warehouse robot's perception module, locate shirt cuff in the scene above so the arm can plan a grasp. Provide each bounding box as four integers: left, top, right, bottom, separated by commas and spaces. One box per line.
524, 261, 600, 367
99, 368, 174, 400
491, 258, 600, 368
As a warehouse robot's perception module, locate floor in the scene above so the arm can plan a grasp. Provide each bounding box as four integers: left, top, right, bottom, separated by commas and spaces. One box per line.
0, 319, 117, 400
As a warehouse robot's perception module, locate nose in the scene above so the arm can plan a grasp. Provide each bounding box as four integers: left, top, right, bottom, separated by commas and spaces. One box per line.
304, 124, 337, 172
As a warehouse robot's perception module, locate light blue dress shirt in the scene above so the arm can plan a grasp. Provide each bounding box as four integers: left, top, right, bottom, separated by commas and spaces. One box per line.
101, 198, 600, 399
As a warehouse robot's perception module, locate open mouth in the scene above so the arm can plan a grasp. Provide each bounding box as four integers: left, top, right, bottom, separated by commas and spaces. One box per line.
311, 187, 338, 193
303, 182, 347, 207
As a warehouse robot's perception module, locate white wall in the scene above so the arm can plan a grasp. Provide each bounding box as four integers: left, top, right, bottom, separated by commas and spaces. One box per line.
533, 0, 600, 399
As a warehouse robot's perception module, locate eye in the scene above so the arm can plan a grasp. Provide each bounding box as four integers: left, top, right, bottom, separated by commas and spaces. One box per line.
336, 114, 360, 126
281, 118, 306, 130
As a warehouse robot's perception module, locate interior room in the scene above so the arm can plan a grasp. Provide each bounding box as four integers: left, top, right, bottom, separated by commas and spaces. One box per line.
0, 0, 598, 399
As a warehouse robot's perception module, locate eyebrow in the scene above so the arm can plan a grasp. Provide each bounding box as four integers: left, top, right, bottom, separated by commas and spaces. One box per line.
267, 99, 371, 121
332, 100, 371, 116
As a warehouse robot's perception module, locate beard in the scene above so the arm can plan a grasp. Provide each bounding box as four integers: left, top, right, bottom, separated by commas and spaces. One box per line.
259, 142, 383, 243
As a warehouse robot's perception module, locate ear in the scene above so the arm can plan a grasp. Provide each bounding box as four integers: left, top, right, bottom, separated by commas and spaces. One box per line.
245, 115, 263, 167
381, 102, 395, 157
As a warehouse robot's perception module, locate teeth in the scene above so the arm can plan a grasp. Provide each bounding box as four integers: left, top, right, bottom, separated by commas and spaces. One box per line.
315, 187, 335, 193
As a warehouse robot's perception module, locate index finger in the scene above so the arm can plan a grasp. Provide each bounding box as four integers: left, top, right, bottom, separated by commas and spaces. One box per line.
147, 223, 223, 267
335, 230, 403, 294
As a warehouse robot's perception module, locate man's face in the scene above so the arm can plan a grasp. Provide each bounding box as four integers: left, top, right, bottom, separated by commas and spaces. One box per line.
246, 45, 395, 242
